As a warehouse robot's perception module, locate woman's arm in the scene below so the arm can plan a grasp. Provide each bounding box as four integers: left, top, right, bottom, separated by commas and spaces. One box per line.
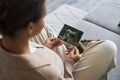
63, 46, 80, 79
37, 64, 74, 80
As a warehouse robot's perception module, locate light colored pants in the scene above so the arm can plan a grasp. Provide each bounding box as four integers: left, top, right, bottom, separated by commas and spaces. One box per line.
72, 40, 117, 80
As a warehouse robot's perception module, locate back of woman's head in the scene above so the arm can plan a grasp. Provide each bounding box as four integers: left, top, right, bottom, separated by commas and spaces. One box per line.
0, 0, 45, 37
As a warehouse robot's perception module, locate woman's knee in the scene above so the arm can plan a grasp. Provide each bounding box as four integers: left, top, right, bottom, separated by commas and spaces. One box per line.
97, 40, 117, 70
101, 40, 117, 56
89, 40, 117, 61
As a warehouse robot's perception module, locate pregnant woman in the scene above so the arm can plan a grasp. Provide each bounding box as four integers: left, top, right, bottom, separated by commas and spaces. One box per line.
0, 0, 117, 80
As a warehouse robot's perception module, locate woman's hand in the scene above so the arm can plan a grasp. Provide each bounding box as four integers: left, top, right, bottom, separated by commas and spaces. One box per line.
44, 38, 63, 50
65, 45, 80, 63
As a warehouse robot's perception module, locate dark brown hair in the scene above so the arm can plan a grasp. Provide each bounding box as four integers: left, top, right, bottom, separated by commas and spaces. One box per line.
0, 0, 45, 37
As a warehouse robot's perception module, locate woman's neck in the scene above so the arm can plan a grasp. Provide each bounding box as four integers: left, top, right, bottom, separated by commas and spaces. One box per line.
1, 36, 30, 55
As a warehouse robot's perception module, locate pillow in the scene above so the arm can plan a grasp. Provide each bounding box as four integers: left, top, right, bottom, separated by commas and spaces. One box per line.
83, 0, 120, 35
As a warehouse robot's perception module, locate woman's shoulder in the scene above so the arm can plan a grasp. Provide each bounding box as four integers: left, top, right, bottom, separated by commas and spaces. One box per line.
0, 42, 50, 70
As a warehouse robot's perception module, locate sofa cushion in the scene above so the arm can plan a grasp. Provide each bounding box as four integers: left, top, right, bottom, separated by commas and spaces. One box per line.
83, 0, 120, 35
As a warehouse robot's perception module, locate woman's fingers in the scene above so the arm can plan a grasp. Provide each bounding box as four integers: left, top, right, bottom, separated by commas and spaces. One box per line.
49, 37, 56, 41
68, 45, 76, 52
65, 45, 81, 63
66, 47, 75, 57
69, 45, 79, 55
52, 38, 63, 47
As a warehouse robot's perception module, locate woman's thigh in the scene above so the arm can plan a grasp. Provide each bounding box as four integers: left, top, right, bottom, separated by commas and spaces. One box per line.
73, 40, 117, 80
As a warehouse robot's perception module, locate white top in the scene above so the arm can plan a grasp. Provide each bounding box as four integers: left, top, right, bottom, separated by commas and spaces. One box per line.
0, 42, 74, 80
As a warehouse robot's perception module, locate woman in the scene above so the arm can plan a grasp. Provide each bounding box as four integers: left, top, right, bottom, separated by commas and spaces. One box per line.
0, 0, 117, 80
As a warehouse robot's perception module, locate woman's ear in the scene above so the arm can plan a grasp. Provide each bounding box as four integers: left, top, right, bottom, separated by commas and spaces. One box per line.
27, 22, 35, 36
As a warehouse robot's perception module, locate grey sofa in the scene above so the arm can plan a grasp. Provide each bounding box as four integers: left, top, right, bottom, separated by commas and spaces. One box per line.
45, 0, 120, 80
